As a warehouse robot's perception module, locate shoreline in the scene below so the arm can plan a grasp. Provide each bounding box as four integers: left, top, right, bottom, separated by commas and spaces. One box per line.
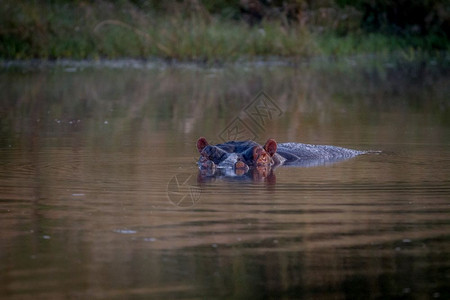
2, 1, 448, 62
1, 51, 449, 71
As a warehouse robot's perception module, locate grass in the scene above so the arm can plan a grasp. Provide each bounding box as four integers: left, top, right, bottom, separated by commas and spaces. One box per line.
0, 1, 448, 62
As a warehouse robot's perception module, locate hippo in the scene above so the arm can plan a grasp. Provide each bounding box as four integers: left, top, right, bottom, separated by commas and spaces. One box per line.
196, 137, 367, 174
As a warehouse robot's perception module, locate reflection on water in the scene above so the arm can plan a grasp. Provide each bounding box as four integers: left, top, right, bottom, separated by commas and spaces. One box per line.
0, 60, 449, 299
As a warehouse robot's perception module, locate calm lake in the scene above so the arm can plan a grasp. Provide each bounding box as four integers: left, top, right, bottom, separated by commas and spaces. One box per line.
1, 58, 449, 299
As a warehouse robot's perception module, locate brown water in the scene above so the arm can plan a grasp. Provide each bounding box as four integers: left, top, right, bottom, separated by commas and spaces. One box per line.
0, 59, 449, 299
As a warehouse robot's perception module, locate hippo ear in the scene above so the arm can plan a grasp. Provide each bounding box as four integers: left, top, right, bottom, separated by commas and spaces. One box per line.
264, 139, 277, 157
197, 137, 209, 153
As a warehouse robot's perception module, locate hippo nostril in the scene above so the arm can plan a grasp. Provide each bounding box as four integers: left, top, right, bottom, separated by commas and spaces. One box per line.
235, 161, 248, 170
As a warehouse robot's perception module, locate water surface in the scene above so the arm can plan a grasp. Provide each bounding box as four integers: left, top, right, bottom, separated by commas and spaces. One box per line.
0, 59, 449, 299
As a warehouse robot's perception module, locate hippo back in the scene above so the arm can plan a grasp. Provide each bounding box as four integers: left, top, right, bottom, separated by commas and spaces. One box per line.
277, 143, 366, 167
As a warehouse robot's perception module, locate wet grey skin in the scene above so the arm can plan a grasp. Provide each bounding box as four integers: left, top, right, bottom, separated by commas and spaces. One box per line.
275, 142, 367, 168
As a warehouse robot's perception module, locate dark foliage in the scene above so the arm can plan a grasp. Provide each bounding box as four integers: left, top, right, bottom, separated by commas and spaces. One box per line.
336, 0, 449, 37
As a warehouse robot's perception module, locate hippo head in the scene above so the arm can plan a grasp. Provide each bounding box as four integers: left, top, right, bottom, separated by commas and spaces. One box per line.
196, 137, 277, 174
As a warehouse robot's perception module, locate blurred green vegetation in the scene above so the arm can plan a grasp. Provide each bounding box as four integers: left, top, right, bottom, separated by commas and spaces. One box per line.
0, 0, 448, 61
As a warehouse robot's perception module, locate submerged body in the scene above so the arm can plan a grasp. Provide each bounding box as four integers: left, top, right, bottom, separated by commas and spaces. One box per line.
276, 142, 366, 167
197, 137, 367, 174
